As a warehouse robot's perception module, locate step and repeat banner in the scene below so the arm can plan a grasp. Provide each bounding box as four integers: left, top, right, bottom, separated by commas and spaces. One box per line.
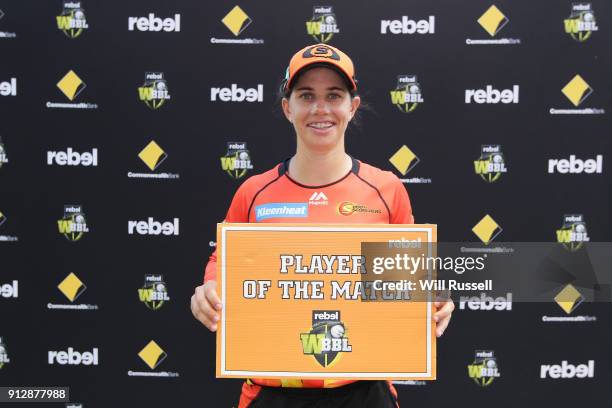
1, 0, 611, 407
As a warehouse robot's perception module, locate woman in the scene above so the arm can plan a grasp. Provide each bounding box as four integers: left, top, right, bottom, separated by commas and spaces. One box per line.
191, 43, 454, 408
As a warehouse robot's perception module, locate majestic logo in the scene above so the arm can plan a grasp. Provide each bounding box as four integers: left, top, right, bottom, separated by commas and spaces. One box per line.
138, 340, 167, 370
468, 350, 501, 386
306, 6, 339, 43
390, 75, 423, 113
222, 6, 251, 36
389, 145, 420, 175
472, 214, 502, 245
381, 16, 435, 34
128, 218, 179, 236
0, 78, 17, 96
128, 13, 181, 32
474, 145, 507, 182
0, 280, 18, 298
210, 84, 263, 102
562, 75, 592, 107
465, 85, 519, 104
556, 214, 589, 251
459, 293, 512, 311
554, 284, 584, 314
220, 142, 253, 179
47, 148, 98, 167
541, 360, 595, 379
0, 337, 10, 369
564, 3, 597, 42
337, 202, 382, 216
548, 155, 603, 174
309, 192, 328, 206
56, 1, 88, 39
57, 205, 89, 242
300, 310, 351, 367
255, 203, 308, 221
58, 273, 86, 302
138, 72, 171, 109
138, 275, 170, 310
48, 347, 99, 365
0, 137, 8, 168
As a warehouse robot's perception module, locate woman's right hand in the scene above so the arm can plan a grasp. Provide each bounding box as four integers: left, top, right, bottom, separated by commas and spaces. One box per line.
191, 280, 222, 332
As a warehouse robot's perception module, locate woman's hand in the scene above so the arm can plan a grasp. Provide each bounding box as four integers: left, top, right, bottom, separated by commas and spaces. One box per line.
191, 280, 222, 332
433, 299, 454, 338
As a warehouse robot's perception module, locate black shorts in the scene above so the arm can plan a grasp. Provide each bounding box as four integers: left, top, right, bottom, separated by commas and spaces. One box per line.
248, 381, 398, 408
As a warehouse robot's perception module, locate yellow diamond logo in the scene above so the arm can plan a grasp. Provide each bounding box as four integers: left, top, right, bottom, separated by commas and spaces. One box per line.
472, 214, 502, 244
477, 5, 508, 37
0, 211, 6, 227
221, 6, 252, 36
57, 70, 86, 101
138, 340, 167, 370
554, 284, 584, 314
562, 75, 592, 107
138, 141, 167, 171
57, 272, 86, 302
389, 145, 420, 176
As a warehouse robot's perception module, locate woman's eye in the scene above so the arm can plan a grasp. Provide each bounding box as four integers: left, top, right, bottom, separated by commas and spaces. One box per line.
299, 93, 313, 100
328, 93, 341, 100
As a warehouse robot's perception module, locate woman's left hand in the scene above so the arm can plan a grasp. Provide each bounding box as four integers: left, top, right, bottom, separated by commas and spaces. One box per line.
433, 299, 455, 338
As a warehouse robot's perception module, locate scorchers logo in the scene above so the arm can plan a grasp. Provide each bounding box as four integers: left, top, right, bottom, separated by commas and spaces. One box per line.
300, 310, 351, 368
338, 201, 382, 216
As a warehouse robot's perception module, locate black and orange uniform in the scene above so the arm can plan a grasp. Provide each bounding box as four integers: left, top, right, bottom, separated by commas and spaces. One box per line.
204, 157, 414, 407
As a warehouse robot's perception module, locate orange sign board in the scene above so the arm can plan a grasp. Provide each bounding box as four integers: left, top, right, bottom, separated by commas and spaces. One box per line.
216, 223, 437, 380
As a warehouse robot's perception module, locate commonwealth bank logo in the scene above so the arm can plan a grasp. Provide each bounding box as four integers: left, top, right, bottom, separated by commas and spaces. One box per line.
57, 1, 89, 39
57, 205, 89, 242
300, 310, 351, 368
554, 284, 584, 314
562, 75, 592, 107
389, 145, 419, 175
139, 141, 167, 171
467, 350, 500, 386
57, 70, 86, 101
556, 214, 589, 251
472, 215, 502, 245
138, 340, 167, 370
564, 3, 598, 42
138, 275, 170, 310
478, 5, 508, 37
58, 272, 86, 302
390, 75, 423, 113
138, 72, 171, 109
306, 6, 339, 43
222, 6, 252, 36
474, 145, 507, 183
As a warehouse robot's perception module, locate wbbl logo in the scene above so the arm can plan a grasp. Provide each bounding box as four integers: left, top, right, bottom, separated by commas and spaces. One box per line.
57, 205, 89, 242
306, 6, 339, 43
220, 142, 253, 179
556, 214, 589, 251
474, 145, 507, 182
564, 3, 598, 42
467, 350, 500, 386
0, 137, 8, 168
138, 72, 171, 109
56, 1, 88, 39
0, 337, 9, 369
390, 75, 423, 113
138, 275, 170, 310
300, 310, 351, 368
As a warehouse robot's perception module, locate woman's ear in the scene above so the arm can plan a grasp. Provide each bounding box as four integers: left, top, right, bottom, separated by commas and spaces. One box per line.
350, 96, 361, 120
281, 97, 292, 123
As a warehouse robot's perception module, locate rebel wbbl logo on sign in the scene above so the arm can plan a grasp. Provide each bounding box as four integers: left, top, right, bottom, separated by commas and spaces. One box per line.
300, 310, 351, 367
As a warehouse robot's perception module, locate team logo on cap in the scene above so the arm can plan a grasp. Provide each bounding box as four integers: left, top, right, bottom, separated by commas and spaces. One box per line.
300, 310, 351, 367
220, 142, 253, 179
556, 214, 589, 251
303, 44, 340, 61
390, 75, 423, 113
564, 3, 598, 42
138, 72, 171, 109
56, 1, 88, 39
306, 6, 339, 43
57, 205, 89, 242
474, 145, 507, 183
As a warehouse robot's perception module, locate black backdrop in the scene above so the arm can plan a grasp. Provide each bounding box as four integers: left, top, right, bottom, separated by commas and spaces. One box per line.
1, 0, 611, 407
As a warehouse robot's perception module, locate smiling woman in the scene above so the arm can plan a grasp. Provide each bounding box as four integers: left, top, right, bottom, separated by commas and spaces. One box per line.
190, 43, 455, 408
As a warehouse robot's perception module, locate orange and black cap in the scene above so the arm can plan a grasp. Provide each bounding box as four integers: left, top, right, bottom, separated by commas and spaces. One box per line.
283, 44, 357, 94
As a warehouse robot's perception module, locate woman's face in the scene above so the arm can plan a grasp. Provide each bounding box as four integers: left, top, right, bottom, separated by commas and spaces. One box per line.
282, 67, 360, 154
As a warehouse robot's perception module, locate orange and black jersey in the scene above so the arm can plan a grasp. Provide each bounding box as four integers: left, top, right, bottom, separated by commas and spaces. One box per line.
204, 157, 414, 283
